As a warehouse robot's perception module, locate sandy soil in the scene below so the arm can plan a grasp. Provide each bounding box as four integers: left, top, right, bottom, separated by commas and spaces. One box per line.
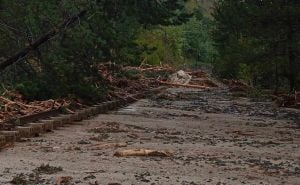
0, 87, 299, 185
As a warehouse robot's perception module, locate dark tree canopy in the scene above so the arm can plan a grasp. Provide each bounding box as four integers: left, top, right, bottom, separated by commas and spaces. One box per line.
0, 0, 192, 100
212, 0, 300, 91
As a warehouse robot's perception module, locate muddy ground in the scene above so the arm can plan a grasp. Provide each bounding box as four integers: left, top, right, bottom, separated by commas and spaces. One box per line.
0, 87, 299, 185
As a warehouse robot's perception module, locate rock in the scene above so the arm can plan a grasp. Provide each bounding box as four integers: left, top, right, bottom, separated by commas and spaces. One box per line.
169, 70, 192, 85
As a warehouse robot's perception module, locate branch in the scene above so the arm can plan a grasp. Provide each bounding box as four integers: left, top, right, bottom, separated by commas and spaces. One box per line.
0, 9, 87, 71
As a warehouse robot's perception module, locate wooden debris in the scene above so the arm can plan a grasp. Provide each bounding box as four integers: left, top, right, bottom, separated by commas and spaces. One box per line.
158, 80, 209, 89
187, 70, 208, 78
189, 78, 218, 87
0, 96, 44, 111
0, 91, 72, 122
124, 64, 174, 73
155, 70, 218, 89
273, 91, 300, 109
223, 79, 252, 92
98, 63, 167, 102
114, 149, 174, 157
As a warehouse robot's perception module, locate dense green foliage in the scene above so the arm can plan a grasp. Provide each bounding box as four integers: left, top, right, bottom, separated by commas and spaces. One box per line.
3, 0, 298, 101
136, 1, 216, 68
0, 0, 195, 101
212, 0, 300, 92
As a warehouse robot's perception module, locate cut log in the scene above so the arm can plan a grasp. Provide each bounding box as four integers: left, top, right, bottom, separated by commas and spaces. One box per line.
114, 149, 174, 157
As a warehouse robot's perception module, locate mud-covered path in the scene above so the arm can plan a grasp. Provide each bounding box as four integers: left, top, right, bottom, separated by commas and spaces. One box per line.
0, 87, 299, 185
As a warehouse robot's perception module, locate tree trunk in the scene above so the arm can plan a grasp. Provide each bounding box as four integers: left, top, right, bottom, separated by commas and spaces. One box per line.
0, 10, 87, 71
274, 60, 279, 94
287, 19, 297, 92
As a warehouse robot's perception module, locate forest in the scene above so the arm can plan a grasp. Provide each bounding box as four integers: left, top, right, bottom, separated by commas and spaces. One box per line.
1, 0, 299, 102
0, 1, 300, 185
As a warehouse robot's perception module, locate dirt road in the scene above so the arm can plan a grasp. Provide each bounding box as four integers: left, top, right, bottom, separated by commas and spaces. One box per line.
0, 87, 299, 185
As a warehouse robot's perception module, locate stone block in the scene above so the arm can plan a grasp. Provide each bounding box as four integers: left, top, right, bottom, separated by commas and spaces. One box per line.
27, 123, 44, 135
40, 120, 54, 131
16, 126, 32, 138
0, 131, 19, 143
0, 135, 6, 147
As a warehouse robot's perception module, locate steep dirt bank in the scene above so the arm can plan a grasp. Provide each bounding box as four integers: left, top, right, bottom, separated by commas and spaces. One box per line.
0, 87, 299, 185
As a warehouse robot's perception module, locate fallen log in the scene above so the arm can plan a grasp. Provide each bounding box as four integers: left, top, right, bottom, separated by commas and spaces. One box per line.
114, 149, 174, 157
158, 80, 209, 89
187, 70, 208, 78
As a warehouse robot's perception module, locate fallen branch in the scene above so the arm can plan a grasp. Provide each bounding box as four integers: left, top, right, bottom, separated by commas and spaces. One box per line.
158, 80, 209, 89
0, 96, 44, 111
0, 10, 87, 71
114, 149, 174, 157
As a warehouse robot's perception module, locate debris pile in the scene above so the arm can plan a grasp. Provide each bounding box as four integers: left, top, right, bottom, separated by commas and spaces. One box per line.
223, 79, 252, 92
187, 70, 208, 78
99, 63, 174, 101
0, 63, 173, 123
189, 78, 219, 87
273, 91, 300, 109
124, 64, 174, 73
0, 91, 70, 122
158, 70, 218, 89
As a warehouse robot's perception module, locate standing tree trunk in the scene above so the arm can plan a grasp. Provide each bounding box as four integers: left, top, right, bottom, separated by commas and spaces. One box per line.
274, 60, 279, 94
287, 28, 297, 92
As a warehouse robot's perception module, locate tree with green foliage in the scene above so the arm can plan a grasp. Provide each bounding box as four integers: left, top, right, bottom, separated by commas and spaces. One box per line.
0, 0, 191, 101
182, 11, 216, 68
213, 0, 300, 92
136, 1, 216, 69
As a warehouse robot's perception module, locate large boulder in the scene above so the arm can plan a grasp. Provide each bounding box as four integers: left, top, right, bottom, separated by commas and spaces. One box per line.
169, 70, 192, 85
